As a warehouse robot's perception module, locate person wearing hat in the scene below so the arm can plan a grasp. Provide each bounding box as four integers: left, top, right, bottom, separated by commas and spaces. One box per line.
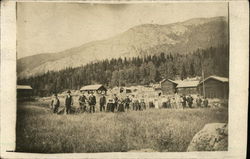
78, 91, 87, 113
203, 97, 209, 108
139, 98, 146, 110
117, 99, 125, 112
88, 91, 96, 113
65, 90, 73, 114
124, 95, 131, 111
99, 93, 106, 112
196, 95, 202, 108
107, 98, 114, 112
113, 94, 118, 110
187, 95, 194, 108
51, 93, 60, 114
181, 95, 187, 108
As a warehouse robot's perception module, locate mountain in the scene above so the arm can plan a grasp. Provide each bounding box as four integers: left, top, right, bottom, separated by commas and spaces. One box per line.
17, 16, 228, 79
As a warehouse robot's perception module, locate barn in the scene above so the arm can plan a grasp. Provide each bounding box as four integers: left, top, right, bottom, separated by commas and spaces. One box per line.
80, 84, 107, 94
197, 76, 229, 99
159, 79, 178, 95
17, 85, 33, 99
176, 81, 199, 95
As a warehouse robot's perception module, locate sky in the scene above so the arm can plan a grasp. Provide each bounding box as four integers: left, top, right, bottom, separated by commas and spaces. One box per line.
17, 2, 228, 59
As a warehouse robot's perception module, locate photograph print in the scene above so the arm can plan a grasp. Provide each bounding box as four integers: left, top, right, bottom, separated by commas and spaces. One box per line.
16, 2, 229, 153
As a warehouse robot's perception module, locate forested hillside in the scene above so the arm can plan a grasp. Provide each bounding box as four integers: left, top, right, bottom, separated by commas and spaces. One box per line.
17, 17, 228, 78
18, 45, 229, 96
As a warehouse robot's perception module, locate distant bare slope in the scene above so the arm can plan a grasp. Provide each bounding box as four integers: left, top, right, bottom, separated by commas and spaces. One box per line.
17, 16, 228, 78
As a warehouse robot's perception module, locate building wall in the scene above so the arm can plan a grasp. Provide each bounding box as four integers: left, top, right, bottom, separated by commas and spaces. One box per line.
17, 89, 33, 98
198, 79, 229, 98
17, 89, 33, 101
161, 80, 177, 95
177, 87, 197, 95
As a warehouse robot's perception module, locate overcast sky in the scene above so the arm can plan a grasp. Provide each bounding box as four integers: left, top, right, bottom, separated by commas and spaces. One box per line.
17, 2, 228, 59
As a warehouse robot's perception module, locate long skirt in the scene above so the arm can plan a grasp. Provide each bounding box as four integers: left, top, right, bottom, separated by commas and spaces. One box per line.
118, 103, 125, 112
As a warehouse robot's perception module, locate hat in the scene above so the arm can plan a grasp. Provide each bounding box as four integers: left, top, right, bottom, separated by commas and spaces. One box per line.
67, 90, 71, 93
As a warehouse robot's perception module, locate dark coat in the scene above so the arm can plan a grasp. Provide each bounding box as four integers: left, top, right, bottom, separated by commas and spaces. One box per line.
51, 98, 60, 108
124, 97, 131, 104
118, 103, 125, 112
65, 95, 73, 107
99, 96, 106, 105
88, 95, 96, 105
114, 97, 118, 103
79, 95, 87, 105
187, 96, 193, 104
203, 99, 209, 107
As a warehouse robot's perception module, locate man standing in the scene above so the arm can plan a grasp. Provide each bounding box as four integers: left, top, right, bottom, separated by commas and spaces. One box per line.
113, 94, 118, 110
181, 95, 187, 108
187, 95, 193, 108
51, 93, 60, 114
196, 95, 202, 108
99, 93, 106, 112
139, 98, 146, 110
203, 97, 209, 108
166, 97, 171, 108
117, 100, 125, 112
107, 98, 115, 112
124, 96, 131, 111
78, 91, 87, 113
171, 97, 176, 109
65, 90, 73, 114
131, 95, 135, 110
88, 92, 96, 113
134, 98, 140, 110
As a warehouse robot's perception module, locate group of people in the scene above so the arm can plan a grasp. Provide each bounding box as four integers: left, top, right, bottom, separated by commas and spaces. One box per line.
51, 90, 97, 114
163, 94, 209, 109
50, 90, 147, 114
181, 94, 209, 108
51, 90, 209, 114
106, 94, 146, 112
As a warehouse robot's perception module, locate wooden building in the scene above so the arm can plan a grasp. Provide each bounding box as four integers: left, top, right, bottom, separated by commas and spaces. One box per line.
176, 81, 199, 95
17, 85, 33, 99
197, 76, 229, 99
159, 79, 178, 95
80, 84, 107, 94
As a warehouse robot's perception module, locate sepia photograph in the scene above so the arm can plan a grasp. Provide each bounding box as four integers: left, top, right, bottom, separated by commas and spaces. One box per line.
0, 1, 248, 158
15, 2, 230, 153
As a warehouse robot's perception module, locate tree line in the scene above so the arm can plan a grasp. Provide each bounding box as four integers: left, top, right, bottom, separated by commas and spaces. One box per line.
18, 45, 229, 96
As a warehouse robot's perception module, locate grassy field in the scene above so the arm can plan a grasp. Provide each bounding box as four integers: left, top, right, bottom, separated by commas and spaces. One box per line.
16, 102, 228, 153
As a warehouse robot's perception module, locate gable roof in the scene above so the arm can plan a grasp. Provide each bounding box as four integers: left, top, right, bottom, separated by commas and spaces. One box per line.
17, 85, 32, 90
199, 75, 229, 85
80, 84, 107, 91
176, 81, 199, 88
160, 79, 179, 85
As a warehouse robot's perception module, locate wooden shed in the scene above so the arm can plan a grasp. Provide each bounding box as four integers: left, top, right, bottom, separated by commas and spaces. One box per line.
17, 85, 33, 99
197, 76, 229, 99
176, 81, 199, 95
160, 79, 178, 95
80, 84, 107, 94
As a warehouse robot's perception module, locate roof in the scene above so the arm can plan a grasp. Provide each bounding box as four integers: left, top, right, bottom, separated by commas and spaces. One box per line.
80, 84, 107, 91
17, 85, 32, 90
152, 83, 161, 89
199, 75, 229, 85
176, 81, 199, 88
160, 79, 179, 84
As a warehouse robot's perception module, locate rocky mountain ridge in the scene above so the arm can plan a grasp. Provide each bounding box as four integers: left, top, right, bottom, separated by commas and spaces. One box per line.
17, 16, 228, 79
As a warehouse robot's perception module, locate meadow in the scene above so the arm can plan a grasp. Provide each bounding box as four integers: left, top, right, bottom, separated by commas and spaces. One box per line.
16, 102, 228, 153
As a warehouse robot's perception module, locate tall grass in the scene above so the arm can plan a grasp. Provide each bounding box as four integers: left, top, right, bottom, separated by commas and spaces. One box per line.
16, 103, 228, 153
